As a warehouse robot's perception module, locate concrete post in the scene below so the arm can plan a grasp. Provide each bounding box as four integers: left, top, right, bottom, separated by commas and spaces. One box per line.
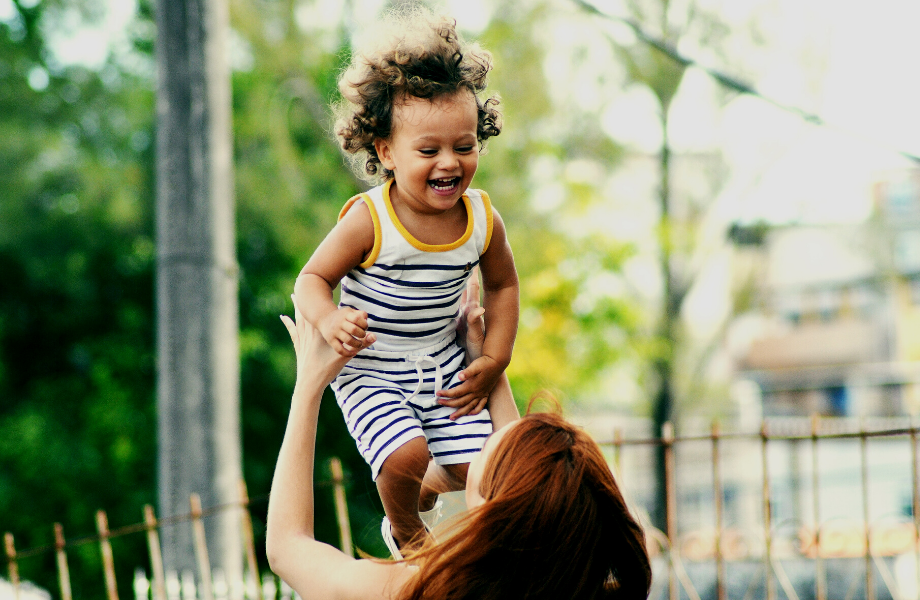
154, 0, 242, 581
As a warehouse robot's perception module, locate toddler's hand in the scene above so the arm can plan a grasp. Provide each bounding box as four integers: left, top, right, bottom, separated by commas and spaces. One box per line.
318, 307, 375, 357
436, 355, 502, 420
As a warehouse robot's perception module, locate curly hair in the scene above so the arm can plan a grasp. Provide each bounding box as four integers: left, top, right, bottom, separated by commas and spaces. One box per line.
334, 7, 502, 181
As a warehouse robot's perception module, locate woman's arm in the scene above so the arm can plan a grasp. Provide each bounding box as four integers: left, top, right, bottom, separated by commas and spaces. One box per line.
449, 273, 520, 428
437, 209, 519, 412
267, 302, 410, 600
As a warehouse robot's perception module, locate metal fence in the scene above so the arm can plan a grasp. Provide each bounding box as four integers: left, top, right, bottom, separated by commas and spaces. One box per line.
604, 417, 920, 600
4, 423, 919, 600
3, 459, 352, 600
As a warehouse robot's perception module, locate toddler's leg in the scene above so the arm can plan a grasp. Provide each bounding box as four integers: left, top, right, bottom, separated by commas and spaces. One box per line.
419, 461, 469, 511
376, 437, 431, 550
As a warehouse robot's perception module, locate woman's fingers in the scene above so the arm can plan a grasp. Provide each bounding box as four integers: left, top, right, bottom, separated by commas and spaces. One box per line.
280, 314, 296, 343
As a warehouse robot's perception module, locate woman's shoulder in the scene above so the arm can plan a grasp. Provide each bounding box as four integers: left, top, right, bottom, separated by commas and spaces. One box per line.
336, 559, 417, 600
285, 554, 416, 600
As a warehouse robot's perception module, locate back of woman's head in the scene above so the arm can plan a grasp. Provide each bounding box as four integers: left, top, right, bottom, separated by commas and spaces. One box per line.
403, 411, 652, 600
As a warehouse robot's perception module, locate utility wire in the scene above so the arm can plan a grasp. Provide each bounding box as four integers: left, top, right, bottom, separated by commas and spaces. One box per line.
573, 0, 920, 164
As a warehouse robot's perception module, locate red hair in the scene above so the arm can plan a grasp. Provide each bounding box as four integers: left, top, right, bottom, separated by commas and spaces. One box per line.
400, 411, 651, 600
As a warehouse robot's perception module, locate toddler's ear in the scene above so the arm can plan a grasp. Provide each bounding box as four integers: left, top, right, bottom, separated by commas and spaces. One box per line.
374, 138, 396, 171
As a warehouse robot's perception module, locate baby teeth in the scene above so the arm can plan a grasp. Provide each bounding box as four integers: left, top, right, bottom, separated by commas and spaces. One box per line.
431, 178, 456, 190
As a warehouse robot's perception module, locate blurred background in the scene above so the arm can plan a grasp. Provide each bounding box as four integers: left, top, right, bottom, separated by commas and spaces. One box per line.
2, 0, 920, 597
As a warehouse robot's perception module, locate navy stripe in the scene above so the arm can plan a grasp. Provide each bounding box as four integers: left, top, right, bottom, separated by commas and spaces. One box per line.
342, 280, 461, 303
342, 352, 408, 364
363, 260, 480, 272
346, 391, 403, 421
422, 418, 491, 430
347, 341, 459, 364
346, 288, 458, 312
431, 447, 482, 458
343, 384, 395, 396
366, 415, 415, 449
417, 403, 451, 413
338, 384, 395, 408
350, 269, 470, 289
337, 307, 458, 326
343, 361, 455, 380
368, 325, 450, 338
370, 425, 420, 466
428, 432, 490, 444
355, 404, 408, 438
344, 345, 465, 377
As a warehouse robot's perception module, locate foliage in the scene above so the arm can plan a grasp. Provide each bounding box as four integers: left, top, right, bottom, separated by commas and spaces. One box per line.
588, 0, 737, 528
0, 1, 157, 595
473, 0, 638, 403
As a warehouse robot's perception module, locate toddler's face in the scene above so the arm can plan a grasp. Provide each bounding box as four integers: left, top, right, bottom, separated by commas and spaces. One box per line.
375, 90, 479, 214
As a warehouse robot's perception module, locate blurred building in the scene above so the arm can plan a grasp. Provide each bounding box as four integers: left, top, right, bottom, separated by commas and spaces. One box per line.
733, 168, 920, 418
569, 170, 920, 577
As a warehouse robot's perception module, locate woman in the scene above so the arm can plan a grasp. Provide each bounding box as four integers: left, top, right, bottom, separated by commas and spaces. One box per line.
268, 300, 651, 599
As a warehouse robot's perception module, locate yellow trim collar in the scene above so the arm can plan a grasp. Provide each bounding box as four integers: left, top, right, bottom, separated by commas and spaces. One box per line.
339, 193, 382, 268
479, 190, 494, 254
383, 179, 473, 253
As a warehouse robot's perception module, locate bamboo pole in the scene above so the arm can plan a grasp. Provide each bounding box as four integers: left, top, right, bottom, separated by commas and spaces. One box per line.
711, 420, 726, 600
54, 523, 73, 600
761, 422, 775, 600
4, 532, 20, 600
613, 428, 623, 474
238, 480, 264, 600
663, 422, 678, 600
330, 458, 354, 556
860, 425, 875, 600
95, 510, 119, 600
190, 493, 215, 600
811, 415, 826, 600
144, 505, 168, 600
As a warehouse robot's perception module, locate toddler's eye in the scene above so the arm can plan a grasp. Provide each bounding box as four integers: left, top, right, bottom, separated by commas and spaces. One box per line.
419, 149, 437, 156
456, 146, 475, 154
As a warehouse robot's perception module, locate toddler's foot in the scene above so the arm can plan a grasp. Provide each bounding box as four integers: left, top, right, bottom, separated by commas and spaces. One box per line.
419, 498, 443, 533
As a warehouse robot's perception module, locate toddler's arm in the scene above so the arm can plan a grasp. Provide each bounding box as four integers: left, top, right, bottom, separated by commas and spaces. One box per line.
295, 202, 376, 357
438, 208, 519, 415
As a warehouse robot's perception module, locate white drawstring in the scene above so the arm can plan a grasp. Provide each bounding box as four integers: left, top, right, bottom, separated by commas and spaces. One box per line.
401, 355, 443, 405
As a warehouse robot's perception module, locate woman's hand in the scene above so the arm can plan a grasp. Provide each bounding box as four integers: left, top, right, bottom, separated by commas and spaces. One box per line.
443, 275, 490, 419
456, 272, 486, 362
281, 295, 375, 388
268, 298, 405, 600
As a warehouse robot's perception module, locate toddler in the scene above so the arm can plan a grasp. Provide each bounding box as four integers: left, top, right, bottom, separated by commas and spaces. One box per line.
294, 8, 519, 557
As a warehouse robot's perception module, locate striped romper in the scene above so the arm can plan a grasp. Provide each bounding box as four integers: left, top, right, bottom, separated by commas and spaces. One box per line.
332, 179, 494, 480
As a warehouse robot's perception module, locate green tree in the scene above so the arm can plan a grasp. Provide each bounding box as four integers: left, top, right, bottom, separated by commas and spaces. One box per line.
576, 0, 738, 530
0, 0, 157, 595
474, 0, 640, 404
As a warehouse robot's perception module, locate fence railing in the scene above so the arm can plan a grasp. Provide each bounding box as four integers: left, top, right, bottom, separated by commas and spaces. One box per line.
604, 416, 920, 600
3, 461, 353, 600
4, 420, 919, 600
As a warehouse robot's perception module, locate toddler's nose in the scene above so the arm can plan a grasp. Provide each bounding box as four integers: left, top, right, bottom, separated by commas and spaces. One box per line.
438, 151, 461, 170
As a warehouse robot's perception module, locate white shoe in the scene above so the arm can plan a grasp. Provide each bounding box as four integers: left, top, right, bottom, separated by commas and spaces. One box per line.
381, 516, 403, 560
419, 499, 443, 533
